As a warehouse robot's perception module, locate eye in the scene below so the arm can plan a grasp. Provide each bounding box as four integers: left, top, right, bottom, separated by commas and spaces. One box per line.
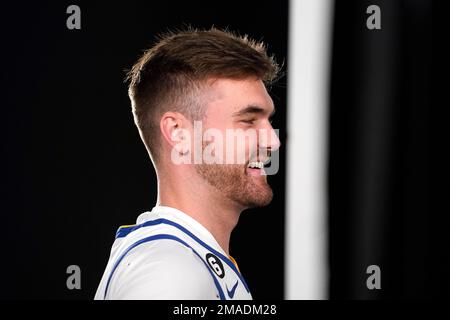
241, 119, 256, 125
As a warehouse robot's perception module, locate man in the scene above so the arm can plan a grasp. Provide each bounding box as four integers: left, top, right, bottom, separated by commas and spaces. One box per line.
95, 27, 281, 300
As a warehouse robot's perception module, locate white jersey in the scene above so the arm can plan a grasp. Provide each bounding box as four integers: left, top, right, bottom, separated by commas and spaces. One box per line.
94, 206, 252, 300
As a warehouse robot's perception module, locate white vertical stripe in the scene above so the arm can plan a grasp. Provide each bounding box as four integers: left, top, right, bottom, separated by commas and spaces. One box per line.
285, 0, 333, 299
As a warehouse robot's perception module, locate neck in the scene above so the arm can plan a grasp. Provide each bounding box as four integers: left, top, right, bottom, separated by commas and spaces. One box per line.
156, 167, 243, 255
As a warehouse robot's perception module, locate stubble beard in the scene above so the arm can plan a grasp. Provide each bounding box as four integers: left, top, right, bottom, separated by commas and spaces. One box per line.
195, 162, 273, 208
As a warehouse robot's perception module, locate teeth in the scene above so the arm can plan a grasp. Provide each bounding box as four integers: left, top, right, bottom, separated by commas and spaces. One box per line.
247, 161, 264, 169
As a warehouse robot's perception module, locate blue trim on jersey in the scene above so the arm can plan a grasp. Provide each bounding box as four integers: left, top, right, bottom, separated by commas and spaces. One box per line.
116, 218, 250, 293
104, 234, 225, 300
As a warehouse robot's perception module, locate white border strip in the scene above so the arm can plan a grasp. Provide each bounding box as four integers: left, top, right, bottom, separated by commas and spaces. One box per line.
285, 0, 333, 299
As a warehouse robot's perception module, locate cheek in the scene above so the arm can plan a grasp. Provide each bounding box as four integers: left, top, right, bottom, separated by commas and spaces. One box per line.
245, 134, 258, 155
206, 115, 233, 131
229, 131, 258, 164
204, 102, 231, 129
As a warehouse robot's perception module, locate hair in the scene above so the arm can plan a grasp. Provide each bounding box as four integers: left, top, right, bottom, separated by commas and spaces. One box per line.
126, 27, 280, 163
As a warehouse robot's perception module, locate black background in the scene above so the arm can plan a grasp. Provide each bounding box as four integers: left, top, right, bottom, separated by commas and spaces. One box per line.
0, 1, 287, 299
329, 0, 435, 299
1, 0, 437, 300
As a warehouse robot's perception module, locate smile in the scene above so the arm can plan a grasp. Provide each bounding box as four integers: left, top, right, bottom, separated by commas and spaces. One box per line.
247, 161, 264, 169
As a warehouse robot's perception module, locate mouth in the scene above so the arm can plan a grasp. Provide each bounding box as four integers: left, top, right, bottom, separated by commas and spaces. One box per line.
246, 159, 271, 176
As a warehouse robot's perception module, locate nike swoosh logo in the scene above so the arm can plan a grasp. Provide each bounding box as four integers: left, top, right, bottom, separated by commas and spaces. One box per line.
226, 280, 239, 299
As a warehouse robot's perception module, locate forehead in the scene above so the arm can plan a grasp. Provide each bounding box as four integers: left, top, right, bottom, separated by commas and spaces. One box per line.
205, 78, 274, 115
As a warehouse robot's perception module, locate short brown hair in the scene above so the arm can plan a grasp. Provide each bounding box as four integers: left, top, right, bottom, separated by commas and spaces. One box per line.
126, 27, 280, 163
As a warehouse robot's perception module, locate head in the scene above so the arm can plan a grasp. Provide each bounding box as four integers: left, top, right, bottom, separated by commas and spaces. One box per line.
127, 27, 281, 209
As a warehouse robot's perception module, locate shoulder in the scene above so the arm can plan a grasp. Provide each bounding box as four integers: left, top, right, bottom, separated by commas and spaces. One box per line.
106, 237, 218, 300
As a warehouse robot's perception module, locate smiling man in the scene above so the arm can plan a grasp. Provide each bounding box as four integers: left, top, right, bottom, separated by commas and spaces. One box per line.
95, 28, 281, 300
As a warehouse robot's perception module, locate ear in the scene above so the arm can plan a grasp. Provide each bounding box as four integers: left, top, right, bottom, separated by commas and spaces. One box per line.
160, 112, 191, 156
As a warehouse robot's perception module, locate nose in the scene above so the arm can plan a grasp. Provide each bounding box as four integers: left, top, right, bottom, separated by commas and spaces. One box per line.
258, 124, 281, 152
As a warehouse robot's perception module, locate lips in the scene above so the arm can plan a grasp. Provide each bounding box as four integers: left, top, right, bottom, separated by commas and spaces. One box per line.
246, 160, 268, 176
247, 161, 264, 169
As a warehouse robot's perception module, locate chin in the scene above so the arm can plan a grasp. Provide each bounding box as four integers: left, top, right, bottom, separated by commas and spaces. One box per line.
239, 188, 273, 208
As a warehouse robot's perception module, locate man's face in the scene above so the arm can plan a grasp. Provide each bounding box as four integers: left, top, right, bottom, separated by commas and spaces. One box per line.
194, 78, 281, 208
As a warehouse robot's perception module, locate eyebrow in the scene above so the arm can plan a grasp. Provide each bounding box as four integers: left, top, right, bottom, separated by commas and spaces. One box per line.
232, 105, 276, 118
